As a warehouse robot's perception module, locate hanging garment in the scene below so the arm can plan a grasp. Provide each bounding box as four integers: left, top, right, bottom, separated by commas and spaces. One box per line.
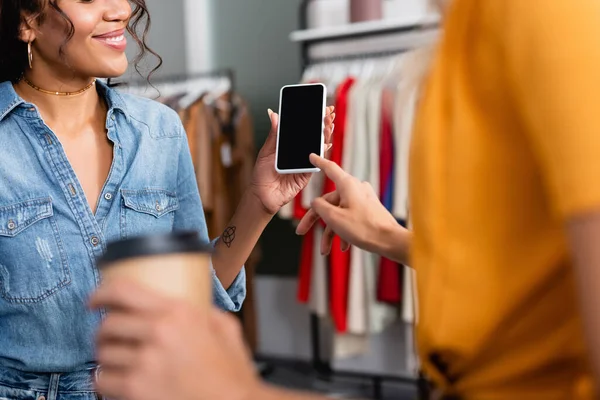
377, 88, 402, 304
295, 176, 324, 306
324, 78, 356, 334
392, 54, 420, 222
309, 225, 329, 317
365, 81, 398, 331
345, 79, 370, 336
402, 265, 416, 324
322, 78, 355, 195
333, 77, 370, 359
184, 97, 214, 212
294, 190, 309, 220
297, 227, 315, 304
341, 81, 359, 174
205, 103, 230, 238
307, 170, 328, 316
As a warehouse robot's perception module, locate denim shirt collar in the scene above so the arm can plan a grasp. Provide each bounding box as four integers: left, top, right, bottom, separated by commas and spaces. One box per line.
0, 81, 24, 122
0, 79, 130, 123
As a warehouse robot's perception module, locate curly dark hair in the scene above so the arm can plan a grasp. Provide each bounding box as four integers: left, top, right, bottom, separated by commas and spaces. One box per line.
0, 0, 162, 84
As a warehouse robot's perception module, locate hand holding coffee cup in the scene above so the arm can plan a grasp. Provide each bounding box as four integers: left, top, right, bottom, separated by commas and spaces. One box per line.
92, 232, 213, 399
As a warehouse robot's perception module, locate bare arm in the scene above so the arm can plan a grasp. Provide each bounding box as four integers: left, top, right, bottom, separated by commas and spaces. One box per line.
374, 222, 411, 266
212, 191, 272, 289
567, 211, 600, 384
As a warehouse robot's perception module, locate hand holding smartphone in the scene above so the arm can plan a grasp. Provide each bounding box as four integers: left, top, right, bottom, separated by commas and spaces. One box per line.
275, 83, 327, 174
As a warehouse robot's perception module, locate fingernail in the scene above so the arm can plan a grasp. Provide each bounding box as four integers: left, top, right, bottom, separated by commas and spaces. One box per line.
268, 108, 274, 118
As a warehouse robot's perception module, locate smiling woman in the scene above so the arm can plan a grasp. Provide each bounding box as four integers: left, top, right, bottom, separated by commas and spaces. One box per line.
0, 0, 161, 86
0, 1, 335, 399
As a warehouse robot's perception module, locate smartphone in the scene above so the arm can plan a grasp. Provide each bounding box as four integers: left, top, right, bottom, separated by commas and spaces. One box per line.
275, 83, 327, 174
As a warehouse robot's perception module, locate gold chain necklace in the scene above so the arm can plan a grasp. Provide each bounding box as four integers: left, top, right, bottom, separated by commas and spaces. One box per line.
22, 77, 97, 96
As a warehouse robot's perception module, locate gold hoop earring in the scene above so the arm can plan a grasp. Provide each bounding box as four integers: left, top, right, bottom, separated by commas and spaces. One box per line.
27, 41, 33, 69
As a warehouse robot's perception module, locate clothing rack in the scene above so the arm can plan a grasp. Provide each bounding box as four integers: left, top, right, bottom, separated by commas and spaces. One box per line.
293, 2, 439, 399
295, 1, 439, 70
306, 49, 408, 66
120, 68, 235, 112
120, 68, 235, 92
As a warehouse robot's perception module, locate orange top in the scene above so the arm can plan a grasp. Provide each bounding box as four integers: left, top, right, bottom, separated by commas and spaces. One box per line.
410, 0, 600, 398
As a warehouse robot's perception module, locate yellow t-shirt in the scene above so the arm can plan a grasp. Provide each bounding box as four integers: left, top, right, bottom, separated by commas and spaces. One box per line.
410, 1, 600, 398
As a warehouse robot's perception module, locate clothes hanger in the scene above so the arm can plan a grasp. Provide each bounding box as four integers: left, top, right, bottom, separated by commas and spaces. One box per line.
349, 59, 364, 79
187, 76, 231, 109
382, 53, 408, 91
360, 57, 377, 80
325, 61, 344, 92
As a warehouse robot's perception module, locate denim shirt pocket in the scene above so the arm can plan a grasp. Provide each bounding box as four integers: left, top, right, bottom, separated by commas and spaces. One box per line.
0, 197, 71, 303
120, 189, 179, 239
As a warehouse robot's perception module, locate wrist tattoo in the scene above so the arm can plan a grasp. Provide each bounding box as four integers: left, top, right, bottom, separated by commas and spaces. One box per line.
221, 226, 236, 248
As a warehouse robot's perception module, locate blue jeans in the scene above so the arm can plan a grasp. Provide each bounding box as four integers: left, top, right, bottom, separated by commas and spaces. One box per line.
0, 366, 101, 400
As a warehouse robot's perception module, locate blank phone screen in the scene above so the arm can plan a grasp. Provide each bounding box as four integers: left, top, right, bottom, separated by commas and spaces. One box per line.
277, 84, 325, 171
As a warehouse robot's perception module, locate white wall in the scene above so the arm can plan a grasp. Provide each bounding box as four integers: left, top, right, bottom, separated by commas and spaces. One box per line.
208, 0, 303, 144
124, 0, 187, 78
184, 0, 213, 73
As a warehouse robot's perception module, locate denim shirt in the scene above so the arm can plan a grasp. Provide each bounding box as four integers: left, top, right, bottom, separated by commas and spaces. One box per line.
0, 80, 246, 373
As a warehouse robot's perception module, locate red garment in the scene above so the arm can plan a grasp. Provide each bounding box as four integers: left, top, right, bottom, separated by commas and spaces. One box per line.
297, 78, 356, 335
326, 78, 356, 333
297, 226, 314, 303
295, 189, 311, 303
378, 258, 401, 303
322, 78, 355, 196
377, 90, 402, 304
293, 190, 309, 220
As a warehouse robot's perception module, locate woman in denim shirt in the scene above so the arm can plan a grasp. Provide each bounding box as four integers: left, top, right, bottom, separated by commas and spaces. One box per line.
0, 0, 335, 399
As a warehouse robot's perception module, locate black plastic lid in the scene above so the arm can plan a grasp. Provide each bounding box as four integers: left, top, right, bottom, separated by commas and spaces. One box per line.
98, 231, 213, 268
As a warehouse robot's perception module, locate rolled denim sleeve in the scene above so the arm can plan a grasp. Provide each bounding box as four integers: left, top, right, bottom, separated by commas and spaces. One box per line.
210, 237, 246, 312
172, 119, 247, 312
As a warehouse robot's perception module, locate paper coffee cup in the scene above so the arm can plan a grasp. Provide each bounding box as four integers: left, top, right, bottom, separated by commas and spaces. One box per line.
97, 231, 213, 309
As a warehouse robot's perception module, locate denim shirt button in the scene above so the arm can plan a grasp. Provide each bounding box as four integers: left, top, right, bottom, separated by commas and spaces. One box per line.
155, 202, 162, 212
7, 220, 16, 230
90, 236, 100, 247
104, 193, 113, 201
